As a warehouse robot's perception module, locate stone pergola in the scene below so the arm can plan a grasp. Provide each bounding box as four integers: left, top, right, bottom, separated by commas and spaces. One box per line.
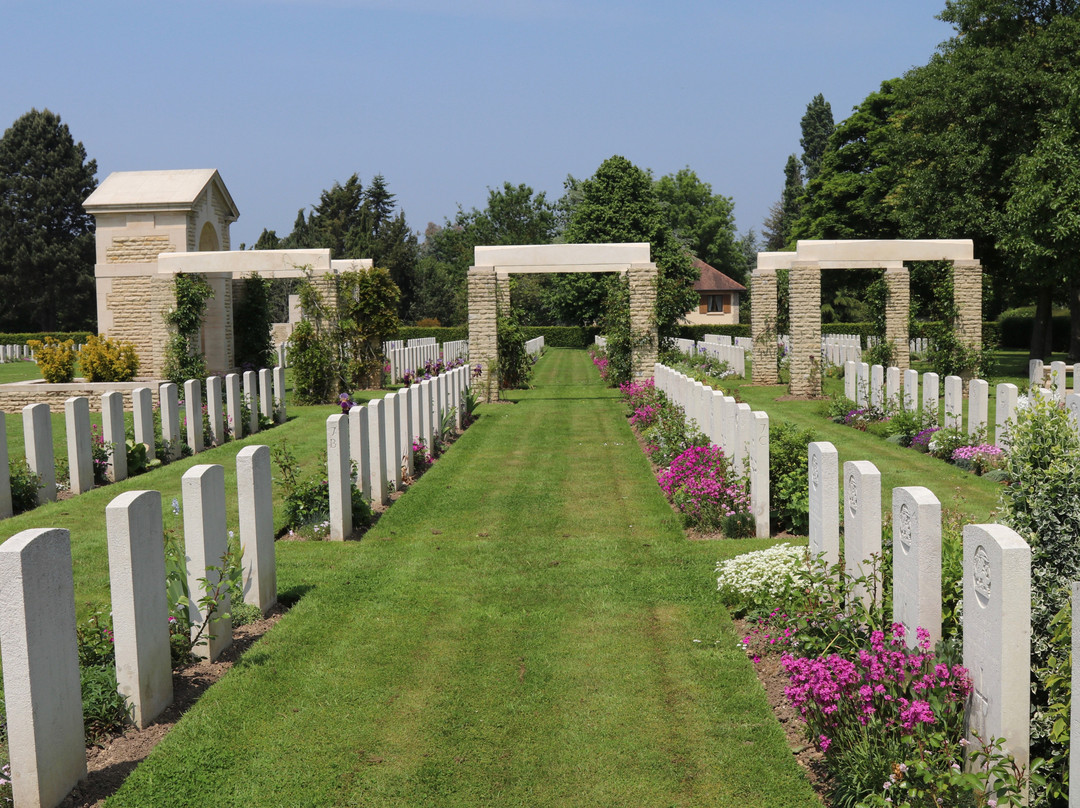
85, 169, 367, 378
467, 243, 658, 402
751, 239, 982, 396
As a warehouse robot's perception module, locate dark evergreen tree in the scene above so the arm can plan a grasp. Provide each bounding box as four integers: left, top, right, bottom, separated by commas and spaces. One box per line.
0, 109, 98, 331
762, 155, 803, 250
800, 94, 835, 183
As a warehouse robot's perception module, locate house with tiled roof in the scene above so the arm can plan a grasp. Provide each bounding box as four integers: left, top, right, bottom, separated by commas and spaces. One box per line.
684, 257, 746, 325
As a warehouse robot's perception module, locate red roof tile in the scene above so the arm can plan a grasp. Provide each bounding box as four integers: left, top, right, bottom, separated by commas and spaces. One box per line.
691, 257, 746, 292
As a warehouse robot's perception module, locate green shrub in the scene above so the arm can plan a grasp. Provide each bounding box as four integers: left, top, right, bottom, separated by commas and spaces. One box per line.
9, 458, 40, 514
162, 273, 213, 385
999, 395, 1080, 803
233, 273, 274, 370
497, 316, 533, 389
768, 421, 816, 534
80, 334, 139, 382
672, 324, 750, 342
29, 339, 76, 382
290, 319, 334, 405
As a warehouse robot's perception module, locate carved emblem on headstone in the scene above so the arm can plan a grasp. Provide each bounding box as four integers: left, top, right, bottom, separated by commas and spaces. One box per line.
898, 502, 913, 552
973, 544, 992, 601
811, 453, 820, 490
847, 473, 858, 516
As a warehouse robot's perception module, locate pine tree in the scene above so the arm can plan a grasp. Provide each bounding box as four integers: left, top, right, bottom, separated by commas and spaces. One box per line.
800, 94, 835, 182
0, 109, 98, 331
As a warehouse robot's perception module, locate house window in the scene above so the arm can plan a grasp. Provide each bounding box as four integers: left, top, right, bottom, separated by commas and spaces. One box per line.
706, 294, 731, 313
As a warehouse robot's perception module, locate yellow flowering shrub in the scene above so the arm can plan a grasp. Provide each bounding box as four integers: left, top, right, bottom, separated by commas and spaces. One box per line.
80, 334, 140, 382
29, 339, 77, 383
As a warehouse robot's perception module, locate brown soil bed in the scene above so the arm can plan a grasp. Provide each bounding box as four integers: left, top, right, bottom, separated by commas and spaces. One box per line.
58, 605, 287, 808
733, 617, 832, 805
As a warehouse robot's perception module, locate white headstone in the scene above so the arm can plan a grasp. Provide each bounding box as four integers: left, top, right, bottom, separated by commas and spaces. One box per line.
870, 364, 884, 409
923, 372, 940, 426
107, 490, 172, 727
132, 386, 155, 459
182, 464, 232, 661
225, 373, 242, 440
349, 405, 371, 503
206, 375, 224, 447
844, 361, 857, 402
886, 366, 900, 410
1051, 360, 1067, 401
367, 399, 387, 506
857, 362, 870, 407
383, 392, 402, 492
65, 396, 94, 495
903, 369, 918, 412
22, 402, 55, 503
327, 414, 351, 541
734, 403, 752, 476
0, 528, 87, 807
844, 460, 882, 610
183, 379, 203, 455
962, 524, 1030, 779
892, 486, 942, 649
967, 378, 989, 438
749, 411, 770, 538
236, 446, 276, 614
243, 370, 259, 434
103, 390, 128, 481
258, 368, 273, 420
996, 383, 1019, 450
808, 442, 840, 568
944, 375, 963, 430
273, 366, 287, 423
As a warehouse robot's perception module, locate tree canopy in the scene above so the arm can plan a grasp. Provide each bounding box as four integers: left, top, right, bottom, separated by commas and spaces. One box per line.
0, 109, 98, 331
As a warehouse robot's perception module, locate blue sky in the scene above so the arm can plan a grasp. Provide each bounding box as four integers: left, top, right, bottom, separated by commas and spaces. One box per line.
1, 0, 953, 248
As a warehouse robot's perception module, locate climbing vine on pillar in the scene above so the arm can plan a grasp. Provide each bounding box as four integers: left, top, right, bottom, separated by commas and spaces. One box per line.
163, 272, 213, 385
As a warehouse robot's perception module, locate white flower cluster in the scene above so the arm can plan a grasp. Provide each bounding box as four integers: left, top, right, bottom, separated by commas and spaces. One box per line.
716, 543, 806, 601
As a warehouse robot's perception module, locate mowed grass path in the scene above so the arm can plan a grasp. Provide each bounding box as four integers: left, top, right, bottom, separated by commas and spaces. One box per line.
108, 349, 818, 807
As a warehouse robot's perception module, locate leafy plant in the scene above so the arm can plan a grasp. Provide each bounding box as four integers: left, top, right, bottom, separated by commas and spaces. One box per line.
289, 319, 334, 405
234, 273, 274, 370
163, 273, 213, 386
769, 421, 816, 534
29, 338, 76, 382
79, 333, 139, 382
9, 457, 41, 514
657, 444, 750, 532
497, 315, 533, 389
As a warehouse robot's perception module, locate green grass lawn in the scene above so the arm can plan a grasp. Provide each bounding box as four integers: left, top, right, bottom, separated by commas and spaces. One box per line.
102, 349, 821, 807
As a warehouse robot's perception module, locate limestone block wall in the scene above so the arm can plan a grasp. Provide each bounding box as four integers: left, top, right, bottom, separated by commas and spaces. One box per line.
496, 273, 511, 318
0, 383, 161, 414
789, 263, 822, 397
751, 269, 779, 384
953, 260, 983, 351
628, 264, 658, 379
105, 276, 155, 373
106, 235, 175, 264
467, 267, 498, 403
149, 277, 175, 379
884, 267, 911, 370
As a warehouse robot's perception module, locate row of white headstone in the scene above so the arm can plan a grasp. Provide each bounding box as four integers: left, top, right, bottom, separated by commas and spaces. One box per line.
807, 441, 1031, 790
701, 333, 753, 351
0, 451, 277, 808
383, 336, 438, 353
8, 368, 286, 516
653, 364, 769, 538
386, 343, 469, 384
695, 341, 746, 377
525, 336, 545, 357
844, 362, 1021, 447
324, 364, 473, 540
0, 344, 31, 363
821, 334, 862, 368
1029, 359, 1080, 399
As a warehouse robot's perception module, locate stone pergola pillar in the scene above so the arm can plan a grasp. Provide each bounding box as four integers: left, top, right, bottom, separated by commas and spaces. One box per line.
628, 263, 659, 378
496, 273, 511, 319
884, 265, 910, 370
468, 266, 498, 402
789, 262, 822, 397
953, 259, 983, 351
751, 268, 779, 384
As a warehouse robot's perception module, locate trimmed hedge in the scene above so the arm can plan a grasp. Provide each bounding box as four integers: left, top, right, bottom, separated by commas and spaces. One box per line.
396, 325, 602, 349
997, 314, 1070, 351
0, 331, 93, 345
520, 326, 602, 348
672, 324, 750, 341
396, 326, 468, 344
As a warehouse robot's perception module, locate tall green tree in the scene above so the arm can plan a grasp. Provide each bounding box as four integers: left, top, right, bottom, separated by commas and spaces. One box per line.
654, 167, 745, 283
414, 183, 557, 325
258, 174, 419, 319
0, 109, 98, 331
762, 155, 803, 250
800, 93, 835, 183
563, 155, 697, 336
